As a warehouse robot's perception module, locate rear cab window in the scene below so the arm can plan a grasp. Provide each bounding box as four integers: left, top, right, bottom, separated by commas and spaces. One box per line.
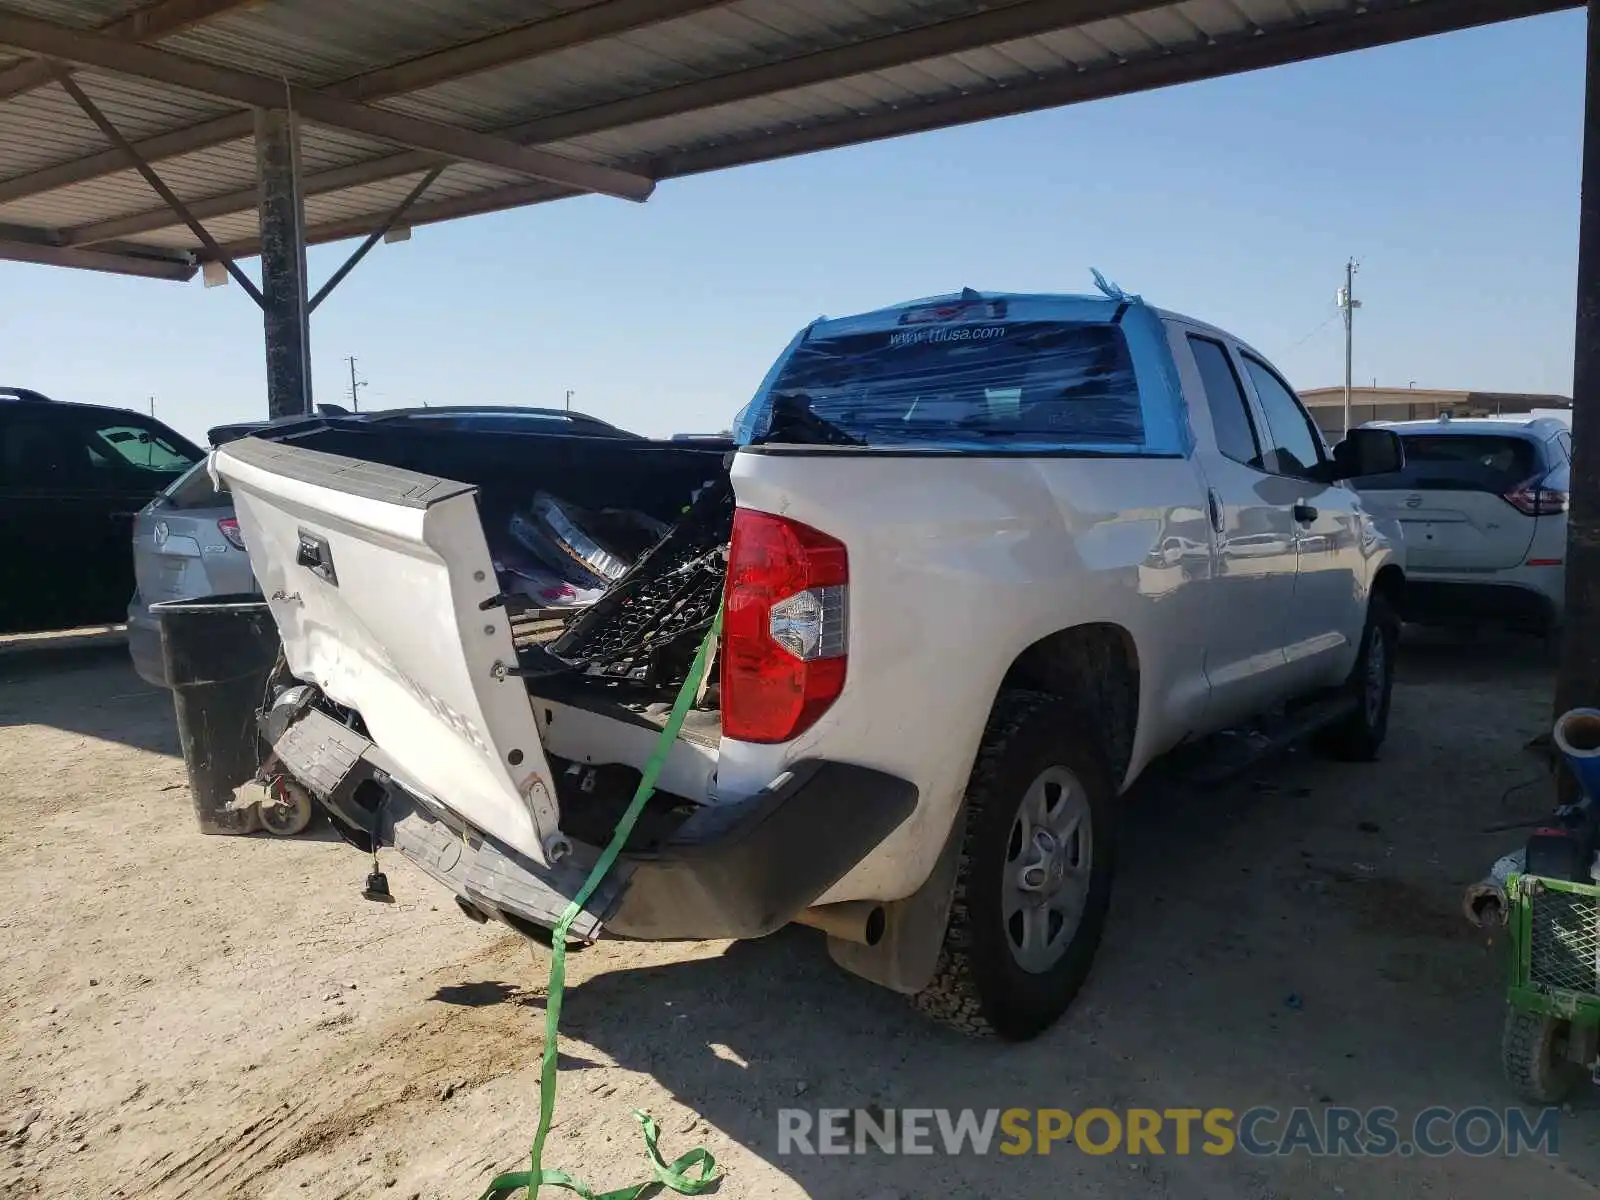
1238, 355, 1326, 478
735, 293, 1188, 453
1358, 433, 1543, 493
1187, 336, 1262, 466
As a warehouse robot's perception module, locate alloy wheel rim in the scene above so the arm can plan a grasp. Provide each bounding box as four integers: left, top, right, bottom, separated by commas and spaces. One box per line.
1002, 766, 1093, 974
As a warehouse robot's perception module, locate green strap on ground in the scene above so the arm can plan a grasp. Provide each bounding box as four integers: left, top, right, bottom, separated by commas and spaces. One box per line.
480, 610, 724, 1200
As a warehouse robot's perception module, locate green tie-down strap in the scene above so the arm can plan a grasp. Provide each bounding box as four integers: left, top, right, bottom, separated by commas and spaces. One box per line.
480, 607, 725, 1200
480, 1111, 717, 1200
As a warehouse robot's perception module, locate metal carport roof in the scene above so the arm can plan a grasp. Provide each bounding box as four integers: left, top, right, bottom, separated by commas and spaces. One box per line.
0, 0, 1574, 282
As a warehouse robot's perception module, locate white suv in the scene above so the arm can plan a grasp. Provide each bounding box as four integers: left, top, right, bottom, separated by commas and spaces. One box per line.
1353, 416, 1570, 636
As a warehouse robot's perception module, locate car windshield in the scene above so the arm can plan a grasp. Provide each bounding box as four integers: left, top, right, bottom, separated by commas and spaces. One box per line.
92, 424, 197, 472
1357, 433, 1541, 492
758, 320, 1144, 449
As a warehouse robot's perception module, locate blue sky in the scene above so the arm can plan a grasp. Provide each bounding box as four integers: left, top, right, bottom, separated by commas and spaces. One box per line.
1, 11, 1584, 443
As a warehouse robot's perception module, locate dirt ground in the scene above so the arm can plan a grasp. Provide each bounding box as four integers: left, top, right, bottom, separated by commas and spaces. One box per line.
2, 633, 1598, 1200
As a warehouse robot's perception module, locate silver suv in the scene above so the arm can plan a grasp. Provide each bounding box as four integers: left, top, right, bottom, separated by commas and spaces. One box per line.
127, 461, 255, 686
1353, 415, 1570, 636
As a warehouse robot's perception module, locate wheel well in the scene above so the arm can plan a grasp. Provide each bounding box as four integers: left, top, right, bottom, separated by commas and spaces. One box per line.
1374, 563, 1404, 609
997, 624, 1139, 783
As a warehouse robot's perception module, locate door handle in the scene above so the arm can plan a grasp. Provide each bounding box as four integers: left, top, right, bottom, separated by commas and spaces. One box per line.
1206, 489, 1224, 534
1292, 503, 1318, 524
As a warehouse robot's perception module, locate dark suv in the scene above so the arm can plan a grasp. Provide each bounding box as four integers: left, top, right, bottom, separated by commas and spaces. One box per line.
0, 388, 203, 634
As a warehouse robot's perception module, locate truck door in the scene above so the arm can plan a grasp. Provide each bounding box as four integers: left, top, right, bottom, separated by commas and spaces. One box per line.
1235, 353, 1365, 691
1174, 331, 1301, 730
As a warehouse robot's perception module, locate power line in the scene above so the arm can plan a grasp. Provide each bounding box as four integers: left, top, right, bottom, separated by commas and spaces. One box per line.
1283, 308, 1341, 353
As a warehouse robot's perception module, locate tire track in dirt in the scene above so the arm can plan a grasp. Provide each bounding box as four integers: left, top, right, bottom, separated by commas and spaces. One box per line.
121, 938, 549, 1199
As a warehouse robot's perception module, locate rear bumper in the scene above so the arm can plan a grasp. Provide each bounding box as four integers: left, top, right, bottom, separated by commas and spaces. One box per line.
265, 706, 917, 941
1400, 577, 1561, 632
125, 603, 167, 688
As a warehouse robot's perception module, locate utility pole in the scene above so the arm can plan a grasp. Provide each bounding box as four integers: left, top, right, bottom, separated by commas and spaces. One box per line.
344, 356, 367, 411
148, 395, 155, 417
565, 389, 574, 412
1336, 259, 1361, 437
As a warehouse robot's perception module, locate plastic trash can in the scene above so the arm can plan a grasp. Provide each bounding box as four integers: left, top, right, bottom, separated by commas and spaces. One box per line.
152, 594, 279, 835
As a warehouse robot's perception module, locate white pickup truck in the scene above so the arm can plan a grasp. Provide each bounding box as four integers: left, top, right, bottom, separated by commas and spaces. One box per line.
214, 286, 1405, 1041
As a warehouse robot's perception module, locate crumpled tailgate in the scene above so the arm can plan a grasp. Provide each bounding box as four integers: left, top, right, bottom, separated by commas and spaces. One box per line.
213, 436, 561, 864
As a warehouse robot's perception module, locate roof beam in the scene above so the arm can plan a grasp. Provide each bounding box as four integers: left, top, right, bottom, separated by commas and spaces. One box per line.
0, 0, 257, 104
0, 110, 253, 205
53, 66, 263, 303
649, 0, 1576, 177
66, 0, 1177, 244
0, 9, 653, 201
0, 0, 722, 206
496, 0, 1179, 146
0, 220, 194, 279
204, 0, 1571, 261
333, 0, 731, 103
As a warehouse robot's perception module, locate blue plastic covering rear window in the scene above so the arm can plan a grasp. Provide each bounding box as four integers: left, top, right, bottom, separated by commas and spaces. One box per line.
732, 292, 1187, 454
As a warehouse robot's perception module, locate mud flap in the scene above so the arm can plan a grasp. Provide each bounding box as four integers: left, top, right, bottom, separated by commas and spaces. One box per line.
826, 802, 967, 994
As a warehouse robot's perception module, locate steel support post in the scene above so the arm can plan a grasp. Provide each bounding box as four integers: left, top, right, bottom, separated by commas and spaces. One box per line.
1555, 0, 1600, 792
256, 107, 312, 418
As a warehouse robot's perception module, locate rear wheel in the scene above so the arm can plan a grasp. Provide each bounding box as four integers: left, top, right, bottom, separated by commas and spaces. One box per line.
1502, 1008, 1582, 1104
1314, 593, 1397, 762
912, 691, 1115, 1040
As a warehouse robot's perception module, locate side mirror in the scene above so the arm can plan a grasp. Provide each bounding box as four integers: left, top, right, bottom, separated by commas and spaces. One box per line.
1330, 428, 1403, 481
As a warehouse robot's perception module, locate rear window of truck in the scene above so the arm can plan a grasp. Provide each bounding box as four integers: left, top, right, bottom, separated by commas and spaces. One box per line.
1357, 433, 1543, 492
763, 320, 1143, 449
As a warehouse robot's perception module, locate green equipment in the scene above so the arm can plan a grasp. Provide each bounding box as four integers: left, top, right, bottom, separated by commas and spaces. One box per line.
1501, 871, 1600, 1104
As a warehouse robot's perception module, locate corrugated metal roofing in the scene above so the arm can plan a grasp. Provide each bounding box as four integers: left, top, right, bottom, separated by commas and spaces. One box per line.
0, 0, 1574, 280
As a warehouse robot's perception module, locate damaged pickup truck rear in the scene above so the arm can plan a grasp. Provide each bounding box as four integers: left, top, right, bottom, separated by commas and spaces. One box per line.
212, 285, 1406, 1040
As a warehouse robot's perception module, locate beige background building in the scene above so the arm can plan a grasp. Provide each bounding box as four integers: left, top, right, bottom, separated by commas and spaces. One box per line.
1297, 387, 1571, 440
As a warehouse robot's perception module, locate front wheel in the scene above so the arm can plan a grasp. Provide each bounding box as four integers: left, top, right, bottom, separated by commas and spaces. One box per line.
912, 691, 1115, 1040
1314, 593, 1397, 762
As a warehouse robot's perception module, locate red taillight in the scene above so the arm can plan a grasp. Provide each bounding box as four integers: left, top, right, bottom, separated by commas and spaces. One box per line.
1503, 476, 1569, 517
721, 509, 848, 744
217, 517, 246, 550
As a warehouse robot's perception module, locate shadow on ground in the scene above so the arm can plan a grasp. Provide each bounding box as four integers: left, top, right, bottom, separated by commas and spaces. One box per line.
1396, 624, 1555, 687
483, 633, 1597, 1197
0, 643, 177, 756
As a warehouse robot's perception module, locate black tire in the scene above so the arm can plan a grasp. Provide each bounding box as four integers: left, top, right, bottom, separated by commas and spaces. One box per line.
911, 691, 1116, 1040
1501, 1008, 1581, 1105
1314, 592, 1398, 762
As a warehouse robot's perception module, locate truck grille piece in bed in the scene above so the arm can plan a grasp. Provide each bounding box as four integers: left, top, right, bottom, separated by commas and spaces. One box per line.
545, 477, 733, 688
